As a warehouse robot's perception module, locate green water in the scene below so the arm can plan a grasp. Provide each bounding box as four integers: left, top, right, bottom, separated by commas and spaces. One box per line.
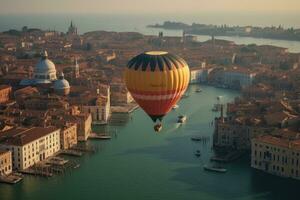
1, 85, 299, 200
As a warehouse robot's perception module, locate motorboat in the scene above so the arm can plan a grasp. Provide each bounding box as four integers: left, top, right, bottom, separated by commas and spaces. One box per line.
191, 137, 202, 141
177, 115, 187, 123
195, 88, 202, 93
172, 104, 179, 110
203, 165, 227, 173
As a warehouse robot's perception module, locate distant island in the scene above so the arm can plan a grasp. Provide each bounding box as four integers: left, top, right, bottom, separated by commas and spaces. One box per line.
148, 21, 300, 42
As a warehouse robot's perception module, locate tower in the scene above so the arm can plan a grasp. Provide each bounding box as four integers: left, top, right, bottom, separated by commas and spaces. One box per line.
73, 58, 80, 78
67, 21, 78, 36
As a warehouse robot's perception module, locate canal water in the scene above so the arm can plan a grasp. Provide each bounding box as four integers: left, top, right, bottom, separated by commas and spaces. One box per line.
1, 85, 299, 200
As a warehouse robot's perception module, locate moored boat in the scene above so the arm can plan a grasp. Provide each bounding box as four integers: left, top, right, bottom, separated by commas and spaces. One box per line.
172, 104, 179, 110
177, 115, 187, 123
203, 165, 227, 173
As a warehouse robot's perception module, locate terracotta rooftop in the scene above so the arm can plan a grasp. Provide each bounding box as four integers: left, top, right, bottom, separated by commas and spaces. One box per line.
0, 85, 11, 90
0, 127, 59, 146
0, 149, 10, 156
254, 135, 300, 150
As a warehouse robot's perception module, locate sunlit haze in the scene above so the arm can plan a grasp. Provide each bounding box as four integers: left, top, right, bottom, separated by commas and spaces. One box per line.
1, 0, 300, 14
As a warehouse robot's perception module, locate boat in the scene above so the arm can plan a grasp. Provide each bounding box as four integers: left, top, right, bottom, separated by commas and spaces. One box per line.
195, 150, 201, 157
172, 104, 179, 110
217, 96, 222, 101
203, 165, 227, 173
182, 94, 189, 98
191, 137, 202, 141
177, 115, 187, 123
97, 135, 112, 140
74, 164, 80, 169
195, 88, 202, 93
89, 133, 112, 140
195, 153, 201, 157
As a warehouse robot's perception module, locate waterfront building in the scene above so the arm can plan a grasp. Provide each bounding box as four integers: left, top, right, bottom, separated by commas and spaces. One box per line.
0, 85, 12, 104
64, 113, 92, 141
0, 127, 60, 170
80, 87, 111, 124
0, 150, 12, 175
110, 84, 133, 105
189, 63, 214, 84
214, 115, 272, 150
251, 133, 300, 180
60, 123, 77, 150
54, 72, 71, 96
223, 66, 256, 88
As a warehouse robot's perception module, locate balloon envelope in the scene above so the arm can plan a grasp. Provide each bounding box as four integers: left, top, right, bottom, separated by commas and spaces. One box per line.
124, 51, 190, 122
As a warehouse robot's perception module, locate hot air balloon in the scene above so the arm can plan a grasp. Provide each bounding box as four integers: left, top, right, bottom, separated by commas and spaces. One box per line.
124, 51, 190, 132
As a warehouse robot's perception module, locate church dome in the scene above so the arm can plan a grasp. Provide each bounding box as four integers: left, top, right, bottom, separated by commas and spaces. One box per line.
35, 51, 56, 74
33, 51, 57, 82
54, 72, 70, 95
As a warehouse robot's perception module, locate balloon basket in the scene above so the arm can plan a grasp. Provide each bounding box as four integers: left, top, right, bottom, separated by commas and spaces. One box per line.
154, 123, 162, 132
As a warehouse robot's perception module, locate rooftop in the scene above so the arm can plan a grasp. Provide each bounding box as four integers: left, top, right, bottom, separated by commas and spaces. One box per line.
0, 127, 59, 146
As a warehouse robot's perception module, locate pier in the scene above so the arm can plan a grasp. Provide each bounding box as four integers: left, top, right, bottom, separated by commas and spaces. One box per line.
89, 133, 112, 140
210, 151, 246, 163
60, 149, 83, 157
0, 173, 23, 184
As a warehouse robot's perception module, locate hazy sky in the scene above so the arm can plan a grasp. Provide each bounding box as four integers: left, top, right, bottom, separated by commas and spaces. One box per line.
1, 0, 300, 14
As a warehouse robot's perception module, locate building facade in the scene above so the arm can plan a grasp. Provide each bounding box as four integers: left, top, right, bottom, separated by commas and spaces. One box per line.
251, 135, 300, 180
223, 67, 256, 88
60, 123, 77, 150
0, 150, 12, 175
189, 63, 213, 84
65, 113, 92, 141
0, 127, 60, 170
0, 85, 12, 104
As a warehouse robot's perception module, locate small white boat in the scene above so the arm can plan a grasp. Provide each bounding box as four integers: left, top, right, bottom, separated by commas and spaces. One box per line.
195, 88, 202, 93
182, 94, 189, 98
172, 104, 179, 110
203, 165, 227, 173
177, 115, 187, 123
191, 137, 202, 141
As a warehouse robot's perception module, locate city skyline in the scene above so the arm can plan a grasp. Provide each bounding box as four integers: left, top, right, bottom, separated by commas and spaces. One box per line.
1, 0, 300, 14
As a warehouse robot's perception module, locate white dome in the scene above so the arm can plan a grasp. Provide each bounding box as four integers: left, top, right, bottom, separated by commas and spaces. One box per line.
54, 79, 70, 90
54, 73, 70, 96
35, 58, 56, 74
33, 51, 57, 81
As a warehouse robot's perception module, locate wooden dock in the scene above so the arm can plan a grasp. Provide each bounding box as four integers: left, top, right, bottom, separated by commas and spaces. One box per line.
211, 151, 245, 163
60, 150, 83, 157
89, 133, 112, 140
19, 169, 53, 177
0, 174, 22, 184
111, 104, 139, 114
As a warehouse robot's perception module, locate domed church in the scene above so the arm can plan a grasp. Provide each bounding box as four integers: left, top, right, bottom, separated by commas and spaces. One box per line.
34, 51, 57, 84
54, 72, 70, 96
20, 51, 71, 96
